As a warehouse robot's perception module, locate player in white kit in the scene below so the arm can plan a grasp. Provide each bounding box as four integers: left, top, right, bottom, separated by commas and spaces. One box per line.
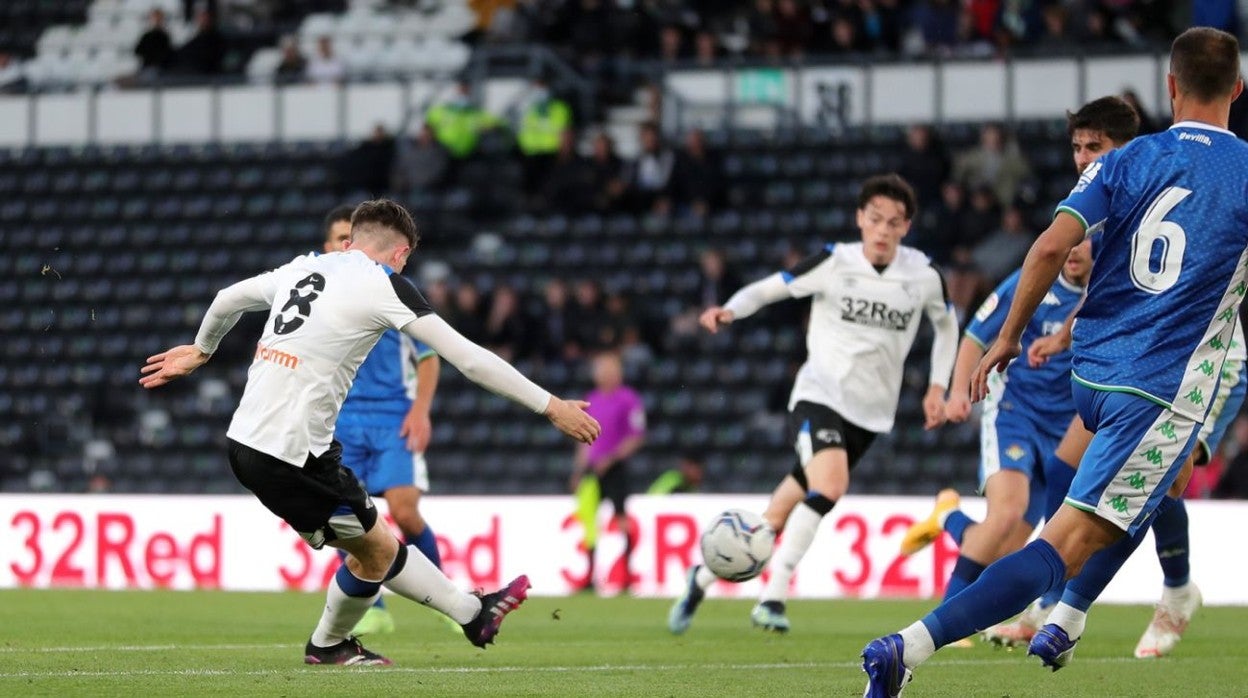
668, 174, 958, 634
140, 199, 600, 665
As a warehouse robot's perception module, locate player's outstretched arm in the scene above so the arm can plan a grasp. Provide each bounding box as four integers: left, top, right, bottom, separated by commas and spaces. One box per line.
139, 345, 211, 388
401, 314, 601, 444
707, 273, 793, 333
923, 282, 958, 429
944, 337, 987, 423
971, 213, 1085, 402
138, 271, 281, 389
1027, 299, 1080, 367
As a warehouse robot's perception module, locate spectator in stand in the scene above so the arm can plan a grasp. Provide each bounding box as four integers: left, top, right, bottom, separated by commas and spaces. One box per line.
274, 36, 306, 82
952, 122, 1031, 210
598, 290, 637, 350
445, 282, 488, 345
1035, 3, 1077, 52
135, 9, 174, 75
898, 124, 950, 209
534, 278, 580, 362
176, 9, 226, 75
962, 184, 1000, 247
861, 0, 905, 53
306, 36, 345, 84
339, 125, 395, 198
518, 77, 572, 197
826, 14, 863, 54
425, 81, 505, 159
660, 25, 684, 63
910, 0, 961, 55
623, 122, 676, 215
589, 131, 627, 212
747, 0, 781, 57
674, 128, 723, 217
541, 129, 594, 213
670, 248, 743, 339
694, 30, 719, 66
1121, 89, 1161, 135
1077, 4, 1117, 49
392, 123, 450, 194
0, 52, 27, 94
484, 285, 527, 361
773, 0, 812, 58
971, 204, 1033, 284
570, 279, 610, 353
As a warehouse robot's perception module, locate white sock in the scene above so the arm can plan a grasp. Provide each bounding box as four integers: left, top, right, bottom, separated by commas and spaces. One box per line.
1160, 582, 1194, 605
382, 545, 482, 625
761, 502, 823, 603
899, 621, 936, 667
1047, 601, 1087, 639
694, 565, 719, 591
311, 576, 380, 647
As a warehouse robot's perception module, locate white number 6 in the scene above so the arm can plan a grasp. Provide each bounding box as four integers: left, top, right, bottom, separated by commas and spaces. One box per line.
1130, 187, 1192, 294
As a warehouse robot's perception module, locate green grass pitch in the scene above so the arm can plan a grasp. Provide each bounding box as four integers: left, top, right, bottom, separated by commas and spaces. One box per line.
1, 589, 1245, 696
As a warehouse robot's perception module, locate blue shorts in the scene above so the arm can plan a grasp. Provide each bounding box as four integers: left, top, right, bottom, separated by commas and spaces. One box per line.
979, 392, 1064, 528
336, 416, 429, 496
1196, 359, 1247, 463
1068, 383, 1201, 535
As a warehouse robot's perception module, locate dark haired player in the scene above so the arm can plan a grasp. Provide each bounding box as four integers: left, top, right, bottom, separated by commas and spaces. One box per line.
141, 199, 600, 665
668, 174, 958, 634
865, 27, 1248, 695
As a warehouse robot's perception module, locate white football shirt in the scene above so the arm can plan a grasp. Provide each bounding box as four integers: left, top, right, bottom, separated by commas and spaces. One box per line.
193, 250, 550, 466
726, 242, 958, 433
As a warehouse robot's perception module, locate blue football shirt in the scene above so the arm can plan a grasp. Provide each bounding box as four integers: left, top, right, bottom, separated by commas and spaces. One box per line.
341, 329, 436, 417
1057, 121, 1248, 421
967, 269, 1085, 421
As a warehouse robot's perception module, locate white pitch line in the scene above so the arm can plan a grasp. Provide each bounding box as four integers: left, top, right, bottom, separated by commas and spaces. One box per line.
0, 643, 299, 654
0, 657, 1152, 680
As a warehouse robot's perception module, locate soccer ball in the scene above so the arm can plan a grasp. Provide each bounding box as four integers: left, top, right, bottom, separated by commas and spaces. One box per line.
700, 509, 775, 582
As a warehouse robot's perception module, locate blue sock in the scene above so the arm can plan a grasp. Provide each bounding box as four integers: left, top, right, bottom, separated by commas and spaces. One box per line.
1038, 453, 1078, 608
1063, 497, 1176, 610
1042, 453, 1077, 522
920, 539, 1065, 647
943, 510, 974, 545
942, 555, 987, 602
335, 562, 382, 598
1151, 498, 1190, 587
407, 527, 442, 569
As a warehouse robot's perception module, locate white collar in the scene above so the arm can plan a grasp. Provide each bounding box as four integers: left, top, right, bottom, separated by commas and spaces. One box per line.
1057, 272, 1085, 294
1169, 120, 1235, 136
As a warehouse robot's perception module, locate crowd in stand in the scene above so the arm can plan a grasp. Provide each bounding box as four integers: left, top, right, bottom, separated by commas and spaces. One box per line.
485, 0, 1216, 63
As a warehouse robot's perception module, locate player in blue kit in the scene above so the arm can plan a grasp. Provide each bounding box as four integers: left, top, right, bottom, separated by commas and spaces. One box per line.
899, 241, 1091, 618
864, 28, 1248, 696
323, 205, 444, 637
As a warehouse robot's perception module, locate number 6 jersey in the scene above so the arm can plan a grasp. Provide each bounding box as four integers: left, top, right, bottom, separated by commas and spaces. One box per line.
1057, 121, 1248, 422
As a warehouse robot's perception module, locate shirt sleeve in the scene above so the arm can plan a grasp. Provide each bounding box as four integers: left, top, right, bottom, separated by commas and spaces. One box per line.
964, 271, 1021, 349
413, 340, 437, 361
375, 272, 435, 330
781, 243, 836, 299
923, 265, 958, 390
400, 314, 550, 414
1055, 149, 1118, 234
193, 268, 283, 355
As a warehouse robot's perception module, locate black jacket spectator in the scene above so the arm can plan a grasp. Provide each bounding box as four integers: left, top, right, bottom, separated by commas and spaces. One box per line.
674, 129, 723, 217
135, 10, 173, 72
176, 10, 226, 75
